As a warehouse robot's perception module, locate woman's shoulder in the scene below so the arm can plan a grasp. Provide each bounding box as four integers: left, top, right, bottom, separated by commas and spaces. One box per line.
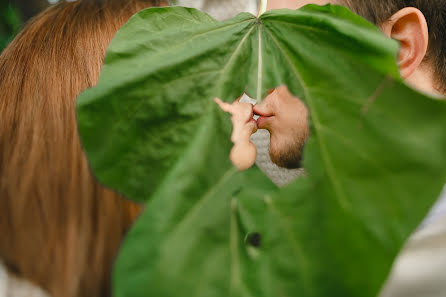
380, 213, 446, 297
0, 261, 49, 297
420, 185, 446, 229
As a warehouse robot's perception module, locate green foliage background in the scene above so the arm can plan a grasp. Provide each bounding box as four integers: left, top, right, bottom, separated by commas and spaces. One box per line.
0, 1, 21, 51
77, 5, 446, 297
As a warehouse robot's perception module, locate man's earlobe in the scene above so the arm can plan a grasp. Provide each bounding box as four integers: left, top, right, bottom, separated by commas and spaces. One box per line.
380, 7, 429, 79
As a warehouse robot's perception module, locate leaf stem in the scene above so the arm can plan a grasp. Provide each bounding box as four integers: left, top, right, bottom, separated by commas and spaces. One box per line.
259, 0, 268, 16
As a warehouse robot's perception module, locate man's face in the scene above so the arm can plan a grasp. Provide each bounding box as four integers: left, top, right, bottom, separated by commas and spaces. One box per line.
253, 86, 310, 168
255, 0, 334, 169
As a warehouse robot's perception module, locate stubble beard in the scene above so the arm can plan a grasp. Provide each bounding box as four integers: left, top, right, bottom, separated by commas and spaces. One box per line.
269, 132, 308, 169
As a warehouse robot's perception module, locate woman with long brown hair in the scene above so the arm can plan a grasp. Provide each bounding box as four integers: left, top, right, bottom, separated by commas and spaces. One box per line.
0, 1, 166, 296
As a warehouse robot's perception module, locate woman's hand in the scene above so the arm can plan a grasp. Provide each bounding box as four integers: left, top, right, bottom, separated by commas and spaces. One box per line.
214, 97, 258, 171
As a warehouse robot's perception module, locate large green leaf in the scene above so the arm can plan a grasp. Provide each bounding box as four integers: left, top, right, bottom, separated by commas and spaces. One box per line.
76, 5, 446, 297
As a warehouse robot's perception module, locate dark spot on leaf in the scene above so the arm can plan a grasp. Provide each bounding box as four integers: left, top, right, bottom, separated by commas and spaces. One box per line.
246, 232, 262, 247
232, 187, 242, 197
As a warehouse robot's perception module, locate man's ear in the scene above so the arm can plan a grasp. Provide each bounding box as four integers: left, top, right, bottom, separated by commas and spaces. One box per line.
380, 7, 429, 79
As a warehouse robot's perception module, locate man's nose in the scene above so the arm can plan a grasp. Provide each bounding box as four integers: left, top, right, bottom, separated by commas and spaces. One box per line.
253, 91, 276, 116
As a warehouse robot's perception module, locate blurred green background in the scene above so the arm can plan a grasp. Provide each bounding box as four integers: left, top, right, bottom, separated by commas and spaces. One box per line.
0, 0, 53, 52
0, 1, 21, 51
0, 0, 177, 52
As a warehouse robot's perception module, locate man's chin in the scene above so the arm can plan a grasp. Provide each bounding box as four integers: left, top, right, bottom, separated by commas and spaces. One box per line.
269, 150, 303, 169
268, 132, 307, 169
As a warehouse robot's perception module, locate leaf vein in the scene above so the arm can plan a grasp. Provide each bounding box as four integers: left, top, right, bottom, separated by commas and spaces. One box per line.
262, 26, 352, 211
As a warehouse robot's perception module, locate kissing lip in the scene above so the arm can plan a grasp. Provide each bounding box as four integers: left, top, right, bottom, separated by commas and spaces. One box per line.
256, 115, 273, 129
253, 106, 273, 129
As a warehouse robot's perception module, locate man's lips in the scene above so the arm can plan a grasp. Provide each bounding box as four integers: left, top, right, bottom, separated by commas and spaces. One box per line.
256, 116, 272, 129
253, 106, 273, 129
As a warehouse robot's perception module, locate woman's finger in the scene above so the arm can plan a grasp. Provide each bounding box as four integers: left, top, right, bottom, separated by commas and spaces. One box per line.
214, 98, 233, 113
231, 102, 254, 122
